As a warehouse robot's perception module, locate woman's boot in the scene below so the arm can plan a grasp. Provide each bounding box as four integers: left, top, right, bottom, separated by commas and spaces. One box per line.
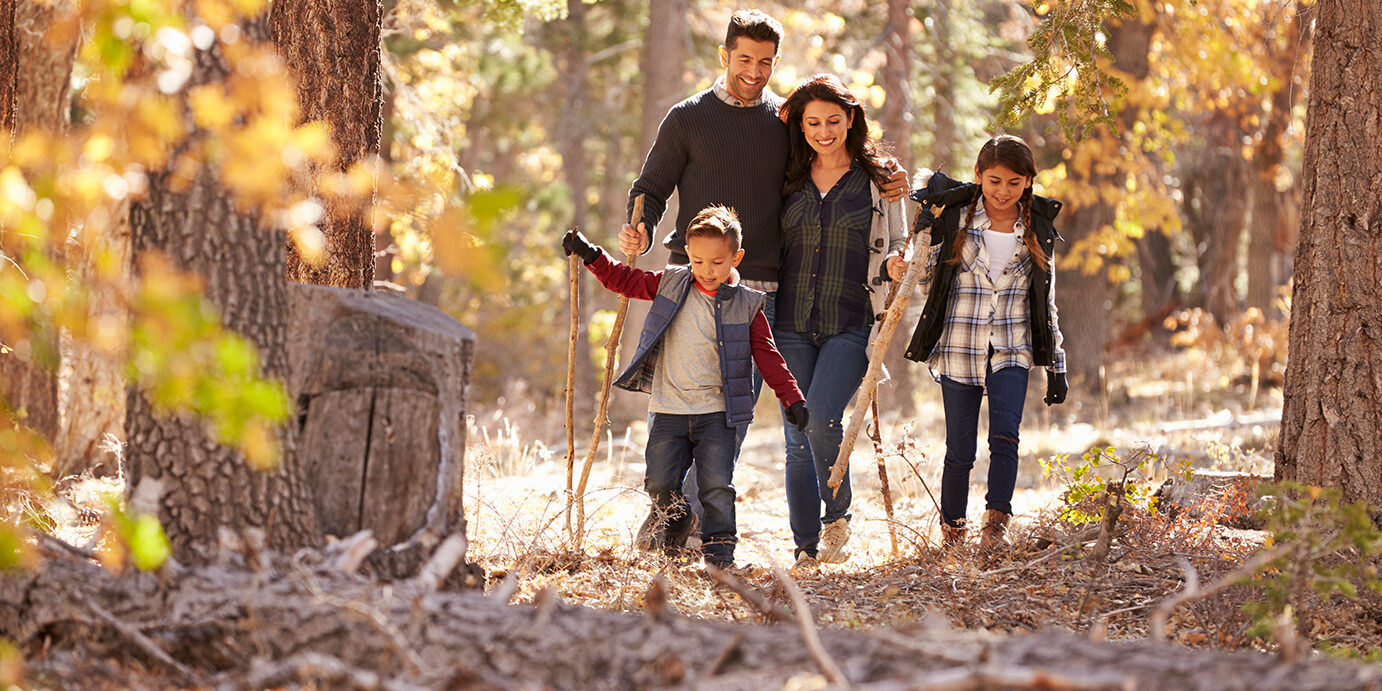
979, 510, 1011, 553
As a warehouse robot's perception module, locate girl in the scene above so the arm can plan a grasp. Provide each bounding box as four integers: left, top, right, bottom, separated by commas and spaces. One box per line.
903, 135, 1068, 552
776, 74, 908, 570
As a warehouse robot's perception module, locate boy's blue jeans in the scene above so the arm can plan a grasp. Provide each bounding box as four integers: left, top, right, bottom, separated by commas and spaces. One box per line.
681, 292, 774, 533
774, 326, 871, 558
938, 366, 1029, 528
645, 411, 739, 565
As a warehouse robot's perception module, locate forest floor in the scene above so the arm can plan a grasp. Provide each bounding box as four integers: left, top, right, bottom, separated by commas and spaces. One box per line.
21, 344, 1382, 689
458, 345, 1382, 663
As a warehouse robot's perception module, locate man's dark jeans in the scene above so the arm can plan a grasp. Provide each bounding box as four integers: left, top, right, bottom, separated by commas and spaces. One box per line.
645, 411, 739, 565
938, 366, 1029, 528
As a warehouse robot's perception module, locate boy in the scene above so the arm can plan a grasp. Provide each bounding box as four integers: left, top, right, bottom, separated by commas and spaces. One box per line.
563, 205, 808, 569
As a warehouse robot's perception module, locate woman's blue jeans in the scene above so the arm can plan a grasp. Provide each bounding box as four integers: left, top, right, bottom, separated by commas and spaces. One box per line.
938, 366, 1029, 528
775, 326, 870, 558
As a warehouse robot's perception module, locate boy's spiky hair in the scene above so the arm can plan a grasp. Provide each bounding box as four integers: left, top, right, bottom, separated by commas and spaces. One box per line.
685, 205, 742, 252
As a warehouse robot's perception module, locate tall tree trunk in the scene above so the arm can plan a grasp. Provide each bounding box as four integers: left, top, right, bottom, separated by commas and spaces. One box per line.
610, 0, 685, 425
270, 0, 382, 289
1276, 0, 1382, 520
1135, 228, 1177, 326
554, 0, 597, 424
126, 21, 319, 562
877, 0, 918, 419
929, 0, 957, 170
1247, 11, 1310, 316
1184, 121, 1251, 324
1052, 12, 1154, 389
0, 0, 14, 136
0, 0, 79, 446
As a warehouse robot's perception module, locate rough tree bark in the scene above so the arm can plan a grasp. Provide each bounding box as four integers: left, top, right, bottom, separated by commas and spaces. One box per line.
1276, 0, 1382, 521
877, 0, 919, 420
611, 0, 684, 425
0, 0, 14, 136
125, 19, 320, 562
553, 0, 596, 424
0, 0, 78, 444
269, 0, 382, 289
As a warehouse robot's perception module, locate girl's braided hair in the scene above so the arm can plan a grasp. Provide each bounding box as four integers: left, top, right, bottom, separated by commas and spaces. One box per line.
947, 135, 1048, 272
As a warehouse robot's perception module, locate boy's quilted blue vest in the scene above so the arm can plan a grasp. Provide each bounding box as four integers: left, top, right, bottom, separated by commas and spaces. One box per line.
614, 266, 765, 427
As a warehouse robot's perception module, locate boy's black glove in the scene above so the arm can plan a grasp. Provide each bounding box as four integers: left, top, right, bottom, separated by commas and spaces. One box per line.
1044, 371, 1068, 406
562, 228, 602, 265
784, 401, 809, 431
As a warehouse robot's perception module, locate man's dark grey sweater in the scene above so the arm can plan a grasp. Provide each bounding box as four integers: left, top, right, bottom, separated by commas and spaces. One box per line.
628, 88, 789, 282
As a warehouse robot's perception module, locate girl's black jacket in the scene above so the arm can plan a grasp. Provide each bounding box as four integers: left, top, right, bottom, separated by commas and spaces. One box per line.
902, 170, 1064, 367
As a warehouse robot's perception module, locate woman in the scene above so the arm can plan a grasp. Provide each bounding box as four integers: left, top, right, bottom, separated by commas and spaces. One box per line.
775, 74, 907, 570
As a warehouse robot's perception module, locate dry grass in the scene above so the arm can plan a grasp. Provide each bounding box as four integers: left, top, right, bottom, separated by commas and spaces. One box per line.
459, 346, 1380, 659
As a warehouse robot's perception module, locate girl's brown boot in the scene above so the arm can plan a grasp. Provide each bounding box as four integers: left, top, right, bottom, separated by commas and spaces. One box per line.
979, 510, 1011, 553
941, 523, 966, 549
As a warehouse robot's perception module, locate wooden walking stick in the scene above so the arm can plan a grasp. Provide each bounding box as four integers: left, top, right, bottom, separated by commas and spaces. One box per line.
869, 397, 899, 556
827, 210, 936, 497
572, 195, 644, 550
564, 240, 581, 539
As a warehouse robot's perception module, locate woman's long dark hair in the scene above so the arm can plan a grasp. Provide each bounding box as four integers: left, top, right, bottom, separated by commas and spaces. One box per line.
950, 134, 1049, 272
778, 74, 891, 197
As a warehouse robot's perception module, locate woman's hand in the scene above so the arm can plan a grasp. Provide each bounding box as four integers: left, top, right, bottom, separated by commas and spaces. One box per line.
886, 255, 907, 282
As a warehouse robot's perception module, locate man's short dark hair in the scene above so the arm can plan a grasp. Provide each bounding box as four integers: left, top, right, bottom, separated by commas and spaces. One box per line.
685, 205, 742, 252
725, 9, 783, 52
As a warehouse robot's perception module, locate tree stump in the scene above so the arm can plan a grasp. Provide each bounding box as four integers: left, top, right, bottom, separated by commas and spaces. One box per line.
286, 284, 473, 571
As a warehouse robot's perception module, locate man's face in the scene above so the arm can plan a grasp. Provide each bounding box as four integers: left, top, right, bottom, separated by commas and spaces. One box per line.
718, 37, 779, 104
685, 234, 744, 293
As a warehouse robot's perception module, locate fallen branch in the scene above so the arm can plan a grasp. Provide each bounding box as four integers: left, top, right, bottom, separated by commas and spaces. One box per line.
705, 632, 748, 677
574, 194, 644, 550
1148, 546, 1290, 641
862, 665, 1133, 691
414, 533, 468, 593
74, 591, 202, 685
706, 565, 796, 623
773, 567, 847, 685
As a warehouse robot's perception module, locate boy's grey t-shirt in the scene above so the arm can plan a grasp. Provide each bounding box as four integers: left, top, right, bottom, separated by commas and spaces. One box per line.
649, 287, 725, 415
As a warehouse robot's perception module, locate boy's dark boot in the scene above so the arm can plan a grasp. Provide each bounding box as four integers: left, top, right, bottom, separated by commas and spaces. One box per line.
634, 508, 663, 553
664, 511, 700, 556
979, 510, 1011, 553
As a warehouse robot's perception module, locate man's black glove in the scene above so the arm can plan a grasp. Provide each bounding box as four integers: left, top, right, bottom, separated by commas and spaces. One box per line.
784, 401, 809, 431
562, 228, 602, 265
1044, 371, 1068, 406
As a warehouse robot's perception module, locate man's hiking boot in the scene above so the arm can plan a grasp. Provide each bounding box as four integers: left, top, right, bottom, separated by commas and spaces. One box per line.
979, 509, 1011, 553
791, 551, 820, 575
817, 517, 851, 564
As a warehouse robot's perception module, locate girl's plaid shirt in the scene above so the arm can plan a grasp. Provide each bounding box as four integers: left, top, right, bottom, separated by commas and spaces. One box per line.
918, 205, 1067, 387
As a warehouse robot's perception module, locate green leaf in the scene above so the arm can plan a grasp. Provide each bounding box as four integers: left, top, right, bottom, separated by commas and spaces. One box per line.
125, 514, 171, 572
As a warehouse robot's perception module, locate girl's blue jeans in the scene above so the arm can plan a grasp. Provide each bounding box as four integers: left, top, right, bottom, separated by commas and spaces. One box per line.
938, 366, 1029, 528
775, 325, 871, 558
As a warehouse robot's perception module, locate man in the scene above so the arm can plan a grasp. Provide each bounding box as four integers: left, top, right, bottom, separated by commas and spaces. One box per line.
619, 8, 907, 552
